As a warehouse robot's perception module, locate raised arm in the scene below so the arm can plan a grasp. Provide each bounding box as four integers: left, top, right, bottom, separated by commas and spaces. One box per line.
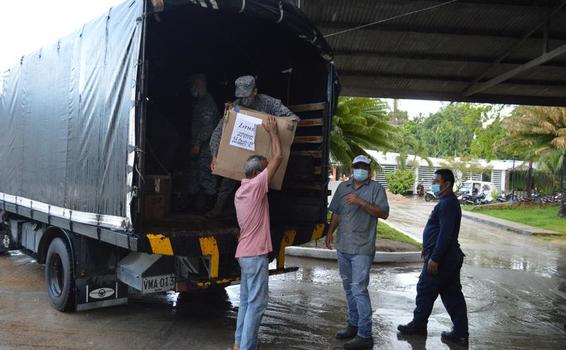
262, 116, 283, 182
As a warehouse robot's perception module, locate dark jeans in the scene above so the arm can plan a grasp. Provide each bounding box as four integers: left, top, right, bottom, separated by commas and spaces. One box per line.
413, 251, 469, 337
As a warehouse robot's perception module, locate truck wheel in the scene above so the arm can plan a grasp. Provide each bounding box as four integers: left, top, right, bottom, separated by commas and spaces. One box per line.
0, 233, 10, 254
45, 238, 74, 311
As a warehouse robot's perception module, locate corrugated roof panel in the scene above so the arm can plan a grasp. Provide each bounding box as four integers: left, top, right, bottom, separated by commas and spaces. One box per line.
304, 0, 566, 106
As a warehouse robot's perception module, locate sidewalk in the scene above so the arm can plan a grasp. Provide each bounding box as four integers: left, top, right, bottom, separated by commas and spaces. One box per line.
461, 210, 562, 236
285, 246, 422, 263
285, 218, 422, 264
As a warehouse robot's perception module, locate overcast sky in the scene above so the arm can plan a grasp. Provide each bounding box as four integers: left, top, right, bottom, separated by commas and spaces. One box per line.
0, 0, 444, 117
0, 0, 123, 71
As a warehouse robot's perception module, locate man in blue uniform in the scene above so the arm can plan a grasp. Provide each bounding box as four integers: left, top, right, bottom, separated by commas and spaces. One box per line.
398, 169, 469, 347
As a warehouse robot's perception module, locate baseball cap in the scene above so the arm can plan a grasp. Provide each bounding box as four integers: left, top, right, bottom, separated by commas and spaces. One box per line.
235, 75, 256, 98
352, 155, 371, 165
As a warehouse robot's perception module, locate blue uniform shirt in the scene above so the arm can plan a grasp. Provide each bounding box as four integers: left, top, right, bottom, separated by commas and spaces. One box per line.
423, 193, 463, 262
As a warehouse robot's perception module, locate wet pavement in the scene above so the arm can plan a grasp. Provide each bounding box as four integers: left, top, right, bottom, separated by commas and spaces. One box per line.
1, 199, 565, 349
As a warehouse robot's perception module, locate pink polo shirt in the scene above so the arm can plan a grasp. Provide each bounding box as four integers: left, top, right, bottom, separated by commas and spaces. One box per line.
234, 168, 272, 258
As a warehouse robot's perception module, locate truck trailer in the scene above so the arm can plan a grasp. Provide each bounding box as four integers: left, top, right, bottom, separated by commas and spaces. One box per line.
0, 0, 338, 311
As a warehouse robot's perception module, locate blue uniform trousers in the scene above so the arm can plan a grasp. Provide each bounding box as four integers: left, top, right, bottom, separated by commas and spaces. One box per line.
413, 251, 469, 337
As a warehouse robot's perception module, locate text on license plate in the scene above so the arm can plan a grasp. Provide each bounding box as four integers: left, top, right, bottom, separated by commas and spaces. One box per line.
142, 274, 175, 294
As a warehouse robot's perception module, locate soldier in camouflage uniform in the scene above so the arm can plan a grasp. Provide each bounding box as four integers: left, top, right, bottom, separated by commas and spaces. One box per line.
187, 74, 219, 212
206, 75, 298, 218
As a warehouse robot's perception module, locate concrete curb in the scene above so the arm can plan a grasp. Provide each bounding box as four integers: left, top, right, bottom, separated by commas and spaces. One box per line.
286, 246, 422, 264
461, 211, 561, 236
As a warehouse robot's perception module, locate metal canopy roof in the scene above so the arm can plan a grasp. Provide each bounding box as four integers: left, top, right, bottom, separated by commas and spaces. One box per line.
300, 0, 566, 106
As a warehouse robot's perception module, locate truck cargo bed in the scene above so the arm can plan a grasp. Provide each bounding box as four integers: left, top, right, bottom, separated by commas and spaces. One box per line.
144, 213, 238, 236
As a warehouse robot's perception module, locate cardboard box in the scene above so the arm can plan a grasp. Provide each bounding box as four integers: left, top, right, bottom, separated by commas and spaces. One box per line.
144, 175, 171, 220
213, 105, 298, 190
144, 194, 167, 221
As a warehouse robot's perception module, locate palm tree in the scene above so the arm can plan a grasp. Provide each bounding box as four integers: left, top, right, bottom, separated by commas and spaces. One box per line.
504, 106, 566, 217
538, 150, 564, 194
331, 97, 397, 171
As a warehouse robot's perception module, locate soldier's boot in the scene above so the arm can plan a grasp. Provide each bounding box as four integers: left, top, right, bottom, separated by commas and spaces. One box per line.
205, 193, 230, 218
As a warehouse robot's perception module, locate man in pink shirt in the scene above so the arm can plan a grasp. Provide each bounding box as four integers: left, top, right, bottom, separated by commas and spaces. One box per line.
233, 116, 282, 350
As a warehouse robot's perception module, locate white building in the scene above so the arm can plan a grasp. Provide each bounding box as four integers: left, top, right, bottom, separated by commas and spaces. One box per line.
364, 151, 529, 193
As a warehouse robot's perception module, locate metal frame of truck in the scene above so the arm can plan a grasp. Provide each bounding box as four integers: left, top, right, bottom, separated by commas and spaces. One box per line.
0, 0, 338, 311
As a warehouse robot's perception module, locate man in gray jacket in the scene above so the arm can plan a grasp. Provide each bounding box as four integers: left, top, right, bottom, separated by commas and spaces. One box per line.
326, 155, 390, 350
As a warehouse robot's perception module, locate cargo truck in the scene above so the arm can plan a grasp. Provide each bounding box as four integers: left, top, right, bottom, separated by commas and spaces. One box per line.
0, 0, 338, 311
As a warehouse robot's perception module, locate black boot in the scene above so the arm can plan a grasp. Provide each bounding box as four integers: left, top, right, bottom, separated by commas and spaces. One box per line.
441, 330, 469, 347
335, 324, 358, 339
343, 336, 373, 350
397, 321, 427, 335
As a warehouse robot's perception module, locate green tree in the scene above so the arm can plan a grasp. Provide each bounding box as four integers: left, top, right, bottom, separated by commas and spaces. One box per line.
331, 97, 397, 171
537, 150, 564, 194
398, 103, 502, 158
422, 103, 491, 157
504, 106, 566, 217
471, 117, 517, 160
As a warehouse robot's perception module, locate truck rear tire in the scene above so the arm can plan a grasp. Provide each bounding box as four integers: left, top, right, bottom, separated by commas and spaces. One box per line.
45, 238, 74, 311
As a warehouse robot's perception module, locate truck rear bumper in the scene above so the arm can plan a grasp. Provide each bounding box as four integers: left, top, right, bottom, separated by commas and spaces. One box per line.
136, 223, 326, 281
175, 267, 300, 291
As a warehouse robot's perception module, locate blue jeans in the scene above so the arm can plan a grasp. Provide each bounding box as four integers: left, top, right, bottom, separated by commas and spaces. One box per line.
235, 255, 269, 350
337, 251, 374, 338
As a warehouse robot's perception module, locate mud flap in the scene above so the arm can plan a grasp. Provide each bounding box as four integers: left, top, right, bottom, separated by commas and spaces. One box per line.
75, 274, 128, 311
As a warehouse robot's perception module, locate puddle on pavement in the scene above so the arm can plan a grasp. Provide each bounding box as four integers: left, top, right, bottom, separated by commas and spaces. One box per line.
2, 197, 566, 350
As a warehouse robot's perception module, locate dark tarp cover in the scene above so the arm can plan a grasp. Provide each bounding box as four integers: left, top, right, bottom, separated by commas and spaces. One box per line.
0, 0, 143, 228
162, 0, 333, 61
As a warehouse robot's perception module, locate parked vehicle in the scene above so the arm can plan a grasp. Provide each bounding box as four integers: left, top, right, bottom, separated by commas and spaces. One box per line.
497, 192, 513, 203
0, 0, 337, 311
458, 180, 495, 204
416, 182, 425, 197
461, 192, 491, 205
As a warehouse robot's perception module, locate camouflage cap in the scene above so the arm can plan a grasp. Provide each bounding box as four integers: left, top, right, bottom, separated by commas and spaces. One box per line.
235, 75, 256, 98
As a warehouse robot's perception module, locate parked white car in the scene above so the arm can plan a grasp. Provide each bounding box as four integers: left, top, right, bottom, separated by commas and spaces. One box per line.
458, 180, 496, 202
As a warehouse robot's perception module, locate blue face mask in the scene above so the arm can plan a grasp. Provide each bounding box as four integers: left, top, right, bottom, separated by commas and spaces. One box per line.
430, 184, 450, 196
431, 184, 441, 195
353, 169, 369, 182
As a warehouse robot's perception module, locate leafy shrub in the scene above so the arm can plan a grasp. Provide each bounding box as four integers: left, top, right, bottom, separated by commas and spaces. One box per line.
385, 169, 415, 195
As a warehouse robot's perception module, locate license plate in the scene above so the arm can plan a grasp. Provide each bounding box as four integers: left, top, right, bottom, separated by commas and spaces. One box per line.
142, 274, 175, 294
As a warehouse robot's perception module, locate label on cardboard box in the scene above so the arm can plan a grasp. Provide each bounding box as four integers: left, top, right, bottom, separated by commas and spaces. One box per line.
229, 113, 263, 151
213, 105, 298, 190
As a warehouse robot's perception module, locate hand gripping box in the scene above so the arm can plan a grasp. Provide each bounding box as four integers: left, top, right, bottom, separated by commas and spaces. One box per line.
212, 105, 298, 190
